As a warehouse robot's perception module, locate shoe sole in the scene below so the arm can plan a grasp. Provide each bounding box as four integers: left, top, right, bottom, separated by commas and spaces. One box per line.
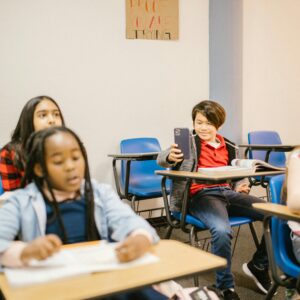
242, 263, 268, 294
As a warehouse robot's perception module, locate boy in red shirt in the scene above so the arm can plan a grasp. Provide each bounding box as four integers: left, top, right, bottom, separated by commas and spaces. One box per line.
157, 100, 271, 300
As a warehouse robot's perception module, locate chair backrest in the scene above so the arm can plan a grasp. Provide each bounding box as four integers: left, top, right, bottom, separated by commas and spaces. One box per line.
269, 175, 300, 278
248, 131, 286, 167
120, 138, 165, 191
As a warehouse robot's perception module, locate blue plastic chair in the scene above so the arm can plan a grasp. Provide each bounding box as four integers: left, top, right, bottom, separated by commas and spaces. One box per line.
112, 138, 170, 226
247, 131, 286, 192
265, 175, 300, 299
160, 177, 259, 286
248, 131, 286, 168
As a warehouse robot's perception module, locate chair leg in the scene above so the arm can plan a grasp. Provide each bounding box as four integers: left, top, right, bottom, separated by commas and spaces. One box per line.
131, 196, 137, 212
164, 226, 173, 239
265, 281, 279, 300
193, 275, 199, 287
232, 226, 241, 258
189, 226, 196, 247
266, 185, 271, 202
249, 223, 259, 250
205, 239, 210, 251
189, 226, 200, 287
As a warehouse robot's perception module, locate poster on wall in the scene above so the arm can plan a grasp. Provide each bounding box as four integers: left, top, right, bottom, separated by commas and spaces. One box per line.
126, 0, 179, 40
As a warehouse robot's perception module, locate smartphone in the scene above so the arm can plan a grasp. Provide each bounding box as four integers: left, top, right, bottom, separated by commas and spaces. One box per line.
174, 128, 191, 159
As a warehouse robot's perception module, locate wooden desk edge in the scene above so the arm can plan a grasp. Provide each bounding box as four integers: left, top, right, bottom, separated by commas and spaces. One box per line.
108, 152, 159, 159
155, 170, 285, 181
238, 144, 295, 150
0, 240, 227, 300
252, 203, 300, 222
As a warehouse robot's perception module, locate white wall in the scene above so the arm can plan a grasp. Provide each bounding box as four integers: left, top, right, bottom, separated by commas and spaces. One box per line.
0, 0, 209, 185
243, 0, 300, 144
209, 0, 243, 143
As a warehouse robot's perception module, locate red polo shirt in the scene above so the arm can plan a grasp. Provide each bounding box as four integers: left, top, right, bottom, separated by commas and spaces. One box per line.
190, 134, 230, 196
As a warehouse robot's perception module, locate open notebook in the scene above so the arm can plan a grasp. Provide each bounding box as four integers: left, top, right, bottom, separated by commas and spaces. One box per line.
198, 158, 285, 176
4, 241, 159, 287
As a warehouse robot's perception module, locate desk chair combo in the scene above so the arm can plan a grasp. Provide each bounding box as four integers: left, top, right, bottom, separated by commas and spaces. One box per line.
264, 175, 300, 299
111, 137, 170, 228
247, 130, 286, 190
160, 175, 259, 286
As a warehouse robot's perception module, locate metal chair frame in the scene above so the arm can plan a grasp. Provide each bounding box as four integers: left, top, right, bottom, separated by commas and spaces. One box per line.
264, 175, 300, 299
161, 176, 259, 286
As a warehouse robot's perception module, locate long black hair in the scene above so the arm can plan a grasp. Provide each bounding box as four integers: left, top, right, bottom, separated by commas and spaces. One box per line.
5, 95, 65, 171
23, 126, 99, 243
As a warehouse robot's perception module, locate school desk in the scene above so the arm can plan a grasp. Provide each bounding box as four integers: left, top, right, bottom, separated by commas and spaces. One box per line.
239, 144, 296, 162
0, 239, 226, 300
252, 202, 300, 299
155, 169, 285, 184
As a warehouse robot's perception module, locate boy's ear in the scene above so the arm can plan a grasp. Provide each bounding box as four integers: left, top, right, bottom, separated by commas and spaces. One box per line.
34, 163, 43, 177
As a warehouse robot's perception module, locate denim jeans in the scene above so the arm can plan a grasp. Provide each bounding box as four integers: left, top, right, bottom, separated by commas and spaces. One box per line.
189, 187, 268, 290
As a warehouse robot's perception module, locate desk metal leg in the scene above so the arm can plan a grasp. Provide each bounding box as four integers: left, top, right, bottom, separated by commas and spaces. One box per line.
263, 215, 280, 299
164, 225, 173, 239
249, 223, 259, 250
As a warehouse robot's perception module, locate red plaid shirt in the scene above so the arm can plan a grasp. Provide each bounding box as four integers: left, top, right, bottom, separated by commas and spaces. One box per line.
0, 147, 24, 191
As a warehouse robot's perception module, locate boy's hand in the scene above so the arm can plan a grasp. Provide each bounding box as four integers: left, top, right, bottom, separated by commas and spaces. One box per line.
235, 182, 250, 194
167, 144, 184, 163
20, 234, 62, 264
115, 234, 152, 263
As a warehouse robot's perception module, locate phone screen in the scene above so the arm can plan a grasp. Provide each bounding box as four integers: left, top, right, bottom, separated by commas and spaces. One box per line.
174, 128, 191, 159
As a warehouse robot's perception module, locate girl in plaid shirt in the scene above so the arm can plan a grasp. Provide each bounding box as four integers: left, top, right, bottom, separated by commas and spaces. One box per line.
0, 96, 65, 191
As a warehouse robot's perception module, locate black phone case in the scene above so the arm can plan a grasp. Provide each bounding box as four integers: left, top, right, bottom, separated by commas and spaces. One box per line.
174, 128, 191, 159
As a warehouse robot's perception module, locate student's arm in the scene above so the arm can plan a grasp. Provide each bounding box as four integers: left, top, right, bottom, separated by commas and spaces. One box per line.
0, 195, 25, 266
1, 235, 61, 267
20, 235, 61, 264
94, 182, 159, 244
0, 194, 62, 267
234, 179, 250, 194
157, 144, 183, 168
115, 234, 152, 262
287, 148, 300, 211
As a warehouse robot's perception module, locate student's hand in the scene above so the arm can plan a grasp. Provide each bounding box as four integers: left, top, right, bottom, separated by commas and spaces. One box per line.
20, 234, 62, 264
115, 234, 152, 263
235, 182, 250, 194
167, 144, 184, 163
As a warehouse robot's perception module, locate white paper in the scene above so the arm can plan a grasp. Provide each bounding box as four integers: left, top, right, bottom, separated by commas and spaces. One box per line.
198, 165, 254, 175
4, 241, 159, 287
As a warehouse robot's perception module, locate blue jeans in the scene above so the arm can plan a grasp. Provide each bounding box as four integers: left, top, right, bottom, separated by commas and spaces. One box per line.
189, 187, 268, 290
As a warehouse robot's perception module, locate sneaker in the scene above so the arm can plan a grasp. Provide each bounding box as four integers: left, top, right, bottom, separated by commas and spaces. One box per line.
242, 261, 272, 294
222, 288, 240, 300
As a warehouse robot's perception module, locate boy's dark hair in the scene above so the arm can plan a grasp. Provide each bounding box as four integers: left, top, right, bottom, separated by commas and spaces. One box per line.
192, 100, 226, 129
5, 96, 65, 171
23, 126, 99, 243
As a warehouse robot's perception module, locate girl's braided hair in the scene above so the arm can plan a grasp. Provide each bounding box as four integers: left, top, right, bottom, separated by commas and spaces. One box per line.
22, 126, 99, 243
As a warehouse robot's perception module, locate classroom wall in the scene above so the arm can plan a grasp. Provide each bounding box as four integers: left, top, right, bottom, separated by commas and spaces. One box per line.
243, 0, 300, 144
209, 0, 243, 144
0, 0, 209, 184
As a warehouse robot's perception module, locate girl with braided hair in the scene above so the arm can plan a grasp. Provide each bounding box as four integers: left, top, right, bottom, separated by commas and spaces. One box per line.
0, 126, 165, 299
